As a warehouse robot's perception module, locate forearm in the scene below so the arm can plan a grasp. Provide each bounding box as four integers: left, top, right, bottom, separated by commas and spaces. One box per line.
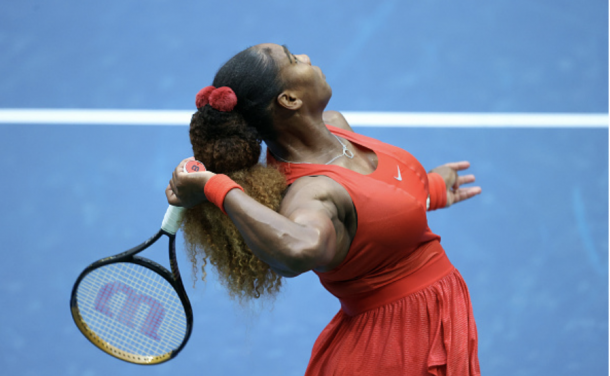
223, 189, 330, 277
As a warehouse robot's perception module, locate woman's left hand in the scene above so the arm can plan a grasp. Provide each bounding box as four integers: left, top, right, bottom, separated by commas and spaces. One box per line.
430, 161, 482, 207
166, 158, 216, 208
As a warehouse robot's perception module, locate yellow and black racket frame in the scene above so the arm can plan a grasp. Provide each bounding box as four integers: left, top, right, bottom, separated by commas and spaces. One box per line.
70, 229, 193, 365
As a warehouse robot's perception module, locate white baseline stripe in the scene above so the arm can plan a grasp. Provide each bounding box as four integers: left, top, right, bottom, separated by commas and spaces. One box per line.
0, 109, 191, 126
0, 109, 607, 128
343, 112, 609, 128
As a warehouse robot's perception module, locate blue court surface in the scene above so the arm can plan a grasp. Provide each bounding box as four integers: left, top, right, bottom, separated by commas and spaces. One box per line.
1, 1, 608, 375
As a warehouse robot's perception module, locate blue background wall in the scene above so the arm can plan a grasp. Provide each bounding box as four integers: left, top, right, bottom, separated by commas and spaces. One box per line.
0, 1, 607, 375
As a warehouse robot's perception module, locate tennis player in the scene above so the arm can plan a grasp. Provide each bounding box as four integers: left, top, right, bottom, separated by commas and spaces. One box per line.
166, 43, 481, 375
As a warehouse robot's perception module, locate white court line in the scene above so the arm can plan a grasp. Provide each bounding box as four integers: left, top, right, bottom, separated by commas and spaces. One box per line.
0, 109, 607, 128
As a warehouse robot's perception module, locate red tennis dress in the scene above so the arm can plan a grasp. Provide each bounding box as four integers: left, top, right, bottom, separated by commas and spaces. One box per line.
269, 125, 480, 376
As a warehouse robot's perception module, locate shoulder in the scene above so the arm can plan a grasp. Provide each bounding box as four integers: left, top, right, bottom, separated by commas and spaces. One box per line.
282, 175, 349, 205
280, 175, 353, 220
323, 110, 354, 132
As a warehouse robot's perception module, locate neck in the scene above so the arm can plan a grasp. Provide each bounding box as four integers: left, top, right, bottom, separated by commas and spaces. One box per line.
265, 113, 341, 164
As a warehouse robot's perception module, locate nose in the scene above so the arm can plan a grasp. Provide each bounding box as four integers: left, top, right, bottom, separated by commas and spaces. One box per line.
297, 54, 311, 65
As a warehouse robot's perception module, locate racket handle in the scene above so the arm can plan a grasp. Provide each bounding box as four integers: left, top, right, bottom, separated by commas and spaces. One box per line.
161, 205, 185, 235
161, 159, 205, 235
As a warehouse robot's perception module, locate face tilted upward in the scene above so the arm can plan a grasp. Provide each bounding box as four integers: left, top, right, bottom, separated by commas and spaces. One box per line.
255, 43, 332, 112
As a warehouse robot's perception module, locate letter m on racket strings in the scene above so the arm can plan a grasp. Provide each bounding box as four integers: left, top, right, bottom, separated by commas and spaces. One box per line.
94, 281, 166, 341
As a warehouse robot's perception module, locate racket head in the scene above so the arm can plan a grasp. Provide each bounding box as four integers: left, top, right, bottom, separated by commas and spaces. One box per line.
70, 235, 193, 365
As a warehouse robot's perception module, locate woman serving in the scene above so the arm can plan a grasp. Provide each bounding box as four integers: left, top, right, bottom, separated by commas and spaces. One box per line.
166, 43, 481, 375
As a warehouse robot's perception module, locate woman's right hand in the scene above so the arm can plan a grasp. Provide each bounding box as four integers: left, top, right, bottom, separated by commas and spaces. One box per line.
165, 157, 216, 208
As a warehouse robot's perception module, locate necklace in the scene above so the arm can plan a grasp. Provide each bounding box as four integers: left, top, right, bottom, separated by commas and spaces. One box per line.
272, 134, 355, 165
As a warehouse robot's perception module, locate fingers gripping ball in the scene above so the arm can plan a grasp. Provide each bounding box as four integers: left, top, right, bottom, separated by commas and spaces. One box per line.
184, 160, 206, 173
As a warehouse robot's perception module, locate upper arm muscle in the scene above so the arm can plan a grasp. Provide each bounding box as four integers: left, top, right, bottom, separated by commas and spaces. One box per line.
280, 176, 354, 271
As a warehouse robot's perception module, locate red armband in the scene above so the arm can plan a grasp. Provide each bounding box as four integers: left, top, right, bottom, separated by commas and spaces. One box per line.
427, 172, 447, 211
204, 174, 244, 215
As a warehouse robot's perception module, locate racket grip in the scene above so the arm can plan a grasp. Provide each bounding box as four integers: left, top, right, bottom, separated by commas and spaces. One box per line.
161, 159, 204, 234
161, 205, 186, 235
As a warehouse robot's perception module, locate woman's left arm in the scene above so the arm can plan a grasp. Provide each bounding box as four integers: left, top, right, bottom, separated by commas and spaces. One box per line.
428, 161, 482, 208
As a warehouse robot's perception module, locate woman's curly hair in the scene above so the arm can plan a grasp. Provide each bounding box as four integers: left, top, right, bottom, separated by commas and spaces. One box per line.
183, 46, 288, 300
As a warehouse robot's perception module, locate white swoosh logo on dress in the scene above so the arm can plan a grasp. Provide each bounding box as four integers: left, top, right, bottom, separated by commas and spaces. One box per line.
394, 166, 402, 181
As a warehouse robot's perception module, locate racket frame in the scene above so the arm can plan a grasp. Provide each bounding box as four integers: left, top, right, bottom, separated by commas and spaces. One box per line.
70, 228, 193, 365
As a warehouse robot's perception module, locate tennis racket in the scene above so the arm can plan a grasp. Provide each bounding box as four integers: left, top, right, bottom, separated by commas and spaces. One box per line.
70, 160, 205, 365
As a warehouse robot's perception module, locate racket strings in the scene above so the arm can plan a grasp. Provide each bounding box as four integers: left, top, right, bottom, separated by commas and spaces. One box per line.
76, 262, 187, 357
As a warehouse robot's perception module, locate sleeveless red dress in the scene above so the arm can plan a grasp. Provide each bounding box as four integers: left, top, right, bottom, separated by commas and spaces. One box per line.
269, 125, 480, 376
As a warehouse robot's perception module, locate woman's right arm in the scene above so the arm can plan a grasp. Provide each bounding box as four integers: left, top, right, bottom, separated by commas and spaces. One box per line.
166, 160, 353, 277
224, 177, 340, 277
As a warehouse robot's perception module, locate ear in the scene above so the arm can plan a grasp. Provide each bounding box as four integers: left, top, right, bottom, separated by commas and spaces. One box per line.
277, 90, 302, 111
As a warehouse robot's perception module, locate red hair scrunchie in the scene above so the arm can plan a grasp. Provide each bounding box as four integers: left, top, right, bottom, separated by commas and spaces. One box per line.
195, 86, 215, 108
195, 86, 238, 112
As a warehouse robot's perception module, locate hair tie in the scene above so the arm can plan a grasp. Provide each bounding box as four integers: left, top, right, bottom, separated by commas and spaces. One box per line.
195, 86, 216, 108
195, 86, 238, 112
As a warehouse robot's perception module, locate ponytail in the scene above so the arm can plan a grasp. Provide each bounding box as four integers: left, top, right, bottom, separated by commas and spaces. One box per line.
182, 46, 288, 300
